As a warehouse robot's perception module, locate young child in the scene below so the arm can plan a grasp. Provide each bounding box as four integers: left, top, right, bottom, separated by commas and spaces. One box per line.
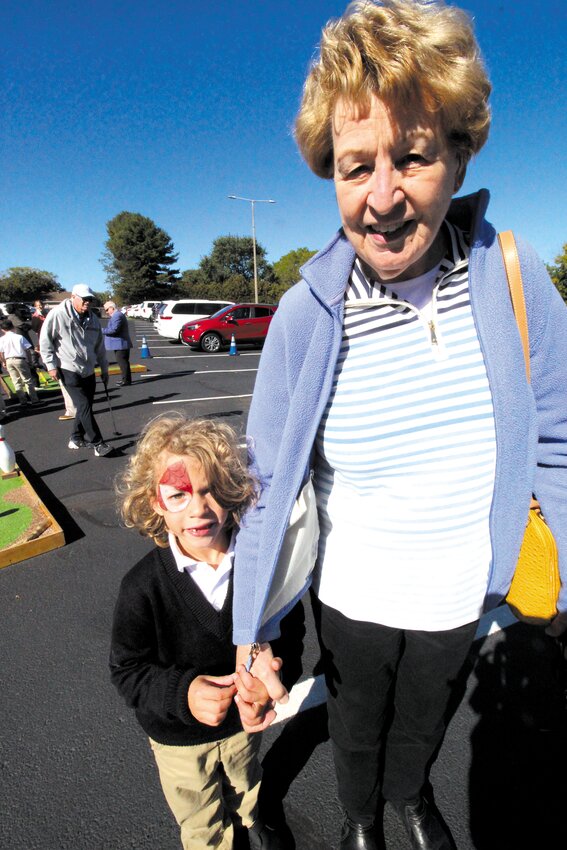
0, 319, 40, 407
110, 414, 303, 850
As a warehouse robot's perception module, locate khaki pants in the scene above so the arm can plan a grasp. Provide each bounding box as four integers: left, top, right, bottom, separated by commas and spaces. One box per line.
6, 357, 38, 403
149, 730, 262, 850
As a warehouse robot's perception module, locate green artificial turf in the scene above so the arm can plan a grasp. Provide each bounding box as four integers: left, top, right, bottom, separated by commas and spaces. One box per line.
0, 475, 33, 548
2, 374, 60, 394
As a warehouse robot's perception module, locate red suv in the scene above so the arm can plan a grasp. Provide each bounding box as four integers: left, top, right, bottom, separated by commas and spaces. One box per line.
180, 303, 277, 352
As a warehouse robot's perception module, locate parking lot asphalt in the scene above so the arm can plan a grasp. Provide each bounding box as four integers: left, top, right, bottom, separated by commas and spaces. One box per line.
1, 320, 566, 850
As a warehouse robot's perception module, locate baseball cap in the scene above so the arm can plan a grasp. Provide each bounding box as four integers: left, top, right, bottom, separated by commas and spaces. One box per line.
72, 284, 95, 300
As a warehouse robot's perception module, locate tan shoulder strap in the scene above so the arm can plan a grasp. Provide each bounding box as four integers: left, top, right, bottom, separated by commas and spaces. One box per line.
498, 230, 530, 383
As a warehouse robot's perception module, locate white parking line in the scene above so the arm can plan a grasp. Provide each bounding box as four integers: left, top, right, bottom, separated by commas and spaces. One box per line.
191, 369, 258, 375
153, 394, 254, 404
150, 352, 261, 358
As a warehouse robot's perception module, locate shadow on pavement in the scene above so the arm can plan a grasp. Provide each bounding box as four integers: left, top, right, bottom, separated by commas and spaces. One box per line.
260, 703, 330, 839
15, 451, 85, 544
468, 624, 567, 848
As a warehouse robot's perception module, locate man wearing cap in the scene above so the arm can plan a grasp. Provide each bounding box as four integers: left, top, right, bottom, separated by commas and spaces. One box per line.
102, 302, 133, 386
40, 284, 112, 456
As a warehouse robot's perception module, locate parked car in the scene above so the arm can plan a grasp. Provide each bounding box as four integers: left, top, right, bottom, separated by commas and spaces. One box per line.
153, 300, 176, 329
156, 299, 234, 342
180, 303, 277, 352
136, 300, 161, 320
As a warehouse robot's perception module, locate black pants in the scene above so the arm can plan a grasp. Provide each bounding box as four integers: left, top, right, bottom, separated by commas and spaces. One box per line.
60, 369, 103, 445
114, 349, 131, 383
317, 601, 478, 823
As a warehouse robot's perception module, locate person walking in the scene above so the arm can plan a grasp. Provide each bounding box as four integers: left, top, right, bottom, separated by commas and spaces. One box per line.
102, 301, 133, 386
40, 284, 113, 456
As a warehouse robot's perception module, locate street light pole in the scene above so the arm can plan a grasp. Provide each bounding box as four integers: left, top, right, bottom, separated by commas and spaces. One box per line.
228, 195, 276, 304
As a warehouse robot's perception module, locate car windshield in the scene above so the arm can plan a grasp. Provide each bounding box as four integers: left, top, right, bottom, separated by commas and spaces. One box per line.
208, 306, 232, 319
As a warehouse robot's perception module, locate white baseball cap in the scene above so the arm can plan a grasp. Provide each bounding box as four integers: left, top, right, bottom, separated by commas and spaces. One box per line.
72, 284, 95, 300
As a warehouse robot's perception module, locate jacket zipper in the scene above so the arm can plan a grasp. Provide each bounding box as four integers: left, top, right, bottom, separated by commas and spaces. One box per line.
344, 285, 447, 360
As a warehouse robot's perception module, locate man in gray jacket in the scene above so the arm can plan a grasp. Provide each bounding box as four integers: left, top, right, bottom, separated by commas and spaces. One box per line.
40, 284, 112, 456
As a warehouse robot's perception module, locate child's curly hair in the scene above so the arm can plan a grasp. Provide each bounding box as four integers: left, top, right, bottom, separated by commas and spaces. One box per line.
115, 413, 257, 546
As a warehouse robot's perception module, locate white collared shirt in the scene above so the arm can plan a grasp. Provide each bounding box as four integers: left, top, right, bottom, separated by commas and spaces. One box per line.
0, 331, 31, 359
168, 532, 233, 611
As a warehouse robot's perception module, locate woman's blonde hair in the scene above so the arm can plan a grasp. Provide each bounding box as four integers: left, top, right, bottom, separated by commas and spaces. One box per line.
115, 413, 257, 546
295, 0, 491, 178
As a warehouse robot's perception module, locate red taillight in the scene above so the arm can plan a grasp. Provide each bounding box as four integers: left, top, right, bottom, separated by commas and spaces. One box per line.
161, 315, 172, 320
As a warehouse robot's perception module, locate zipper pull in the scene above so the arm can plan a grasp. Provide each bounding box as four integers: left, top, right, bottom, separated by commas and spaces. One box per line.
428, 320, 438, 346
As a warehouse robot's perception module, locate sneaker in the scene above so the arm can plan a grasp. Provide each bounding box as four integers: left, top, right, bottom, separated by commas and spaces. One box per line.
94, 441, 113, 457
68, 438, 86, 449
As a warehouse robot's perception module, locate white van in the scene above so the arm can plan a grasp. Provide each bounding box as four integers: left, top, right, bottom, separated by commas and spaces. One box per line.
156, 299, 234, 341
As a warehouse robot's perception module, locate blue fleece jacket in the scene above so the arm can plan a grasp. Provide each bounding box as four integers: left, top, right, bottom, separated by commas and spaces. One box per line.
233, 191, 567, 644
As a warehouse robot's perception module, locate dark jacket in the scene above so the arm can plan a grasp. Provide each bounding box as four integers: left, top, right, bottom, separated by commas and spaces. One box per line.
109, 545, 304, 745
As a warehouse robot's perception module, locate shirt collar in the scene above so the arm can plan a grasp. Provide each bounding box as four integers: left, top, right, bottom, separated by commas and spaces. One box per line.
350, 219, 470, 302
168, 530, 235, 574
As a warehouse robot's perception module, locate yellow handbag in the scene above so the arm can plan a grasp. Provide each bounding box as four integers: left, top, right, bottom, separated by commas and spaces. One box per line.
499, 231, 560, 625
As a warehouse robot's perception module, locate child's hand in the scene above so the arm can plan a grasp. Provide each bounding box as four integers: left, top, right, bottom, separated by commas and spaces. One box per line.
187, 674, 237, 727
233, 664, 279, 733
236, 643, 289, 705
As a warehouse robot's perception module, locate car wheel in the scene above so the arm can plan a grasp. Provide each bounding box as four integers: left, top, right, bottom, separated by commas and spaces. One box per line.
201, 332, 222, 353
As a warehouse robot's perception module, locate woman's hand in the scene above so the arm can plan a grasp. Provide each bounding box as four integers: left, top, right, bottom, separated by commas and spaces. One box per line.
236, 643, 289, 704
187, 674, 236, 726
234, 664, 277, 733
545, 611, 567, 637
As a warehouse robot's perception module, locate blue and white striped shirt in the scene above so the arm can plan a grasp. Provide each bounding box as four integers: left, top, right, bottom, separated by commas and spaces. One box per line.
314, 222, 497, 630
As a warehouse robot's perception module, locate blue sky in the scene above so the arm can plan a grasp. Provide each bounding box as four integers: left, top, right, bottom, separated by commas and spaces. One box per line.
2, 0, 566, 292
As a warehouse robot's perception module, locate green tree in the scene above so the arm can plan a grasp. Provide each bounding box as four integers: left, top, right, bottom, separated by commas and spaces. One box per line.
547, 243, 567, 304
179, 236, 276, 302
102, 212, 179, 304
0, 267, 61, 301
198, 236, 274, 286
273, 247, 317, 289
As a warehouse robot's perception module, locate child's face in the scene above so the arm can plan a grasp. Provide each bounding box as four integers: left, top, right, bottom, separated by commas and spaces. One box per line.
153, 452, 229, 564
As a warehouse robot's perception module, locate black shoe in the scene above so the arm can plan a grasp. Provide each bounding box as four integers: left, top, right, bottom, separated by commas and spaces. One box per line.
339, 816, 381, 850
248, 819, 293, 850
391, 797, 455, 850
116, 380, 131, 386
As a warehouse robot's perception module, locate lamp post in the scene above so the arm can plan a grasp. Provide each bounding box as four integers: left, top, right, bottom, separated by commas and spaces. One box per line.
228, 195, 276, 303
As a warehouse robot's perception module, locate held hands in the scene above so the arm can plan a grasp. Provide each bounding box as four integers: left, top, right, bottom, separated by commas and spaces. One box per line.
234, 664, 279, 733
234, 643, 288, 733
187, 674, 236, 727
236, 643, 289, 705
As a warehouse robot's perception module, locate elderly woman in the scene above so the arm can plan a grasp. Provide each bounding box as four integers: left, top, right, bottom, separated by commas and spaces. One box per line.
233, 2, 567, 849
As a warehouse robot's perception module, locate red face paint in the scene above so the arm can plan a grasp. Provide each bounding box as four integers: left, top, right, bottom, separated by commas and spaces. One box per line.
157, 460, 193, 511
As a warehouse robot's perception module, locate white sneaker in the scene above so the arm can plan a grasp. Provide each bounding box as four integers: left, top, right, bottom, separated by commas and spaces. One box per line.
94, 441, 113, 457
68, 438, 86, 449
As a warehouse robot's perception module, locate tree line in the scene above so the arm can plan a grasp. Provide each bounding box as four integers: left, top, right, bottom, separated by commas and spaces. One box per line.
2, 209, 566, 307
101, 211, 316, 306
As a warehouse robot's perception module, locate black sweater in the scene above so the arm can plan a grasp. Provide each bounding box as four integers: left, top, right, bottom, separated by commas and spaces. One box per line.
109, 546, 304, 745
